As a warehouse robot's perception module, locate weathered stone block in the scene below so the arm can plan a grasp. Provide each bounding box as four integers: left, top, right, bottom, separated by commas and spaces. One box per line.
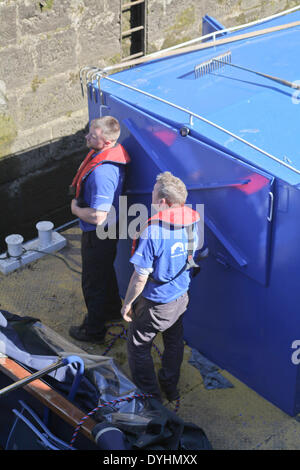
201, 0, 238, 21
0, 112, 17, 158
51, 109, 88, 141
240, 0, 261, 11
78, 35, 120, 67
77, 0, 105, 16
162, 6, 199, 49
0, 96, 88, 159
0, 79, 17, 158
35, 29, 77, 78
9, 126, 52, 157
19, 0, 71, 36
0, 80, 7, 114
77, 1, 120, 66
0, 4, 17, 47
148, 1, 202, 50
2, 88, 19, 126
0, 45, 35, 89
18, 76, 83, 130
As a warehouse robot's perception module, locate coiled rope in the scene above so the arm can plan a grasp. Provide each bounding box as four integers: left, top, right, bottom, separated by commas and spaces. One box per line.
70, 392, 151, 447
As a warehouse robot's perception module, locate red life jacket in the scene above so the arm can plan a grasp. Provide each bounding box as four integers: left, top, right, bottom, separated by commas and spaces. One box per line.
131, 205, 201, 284
71, 144, 131, 198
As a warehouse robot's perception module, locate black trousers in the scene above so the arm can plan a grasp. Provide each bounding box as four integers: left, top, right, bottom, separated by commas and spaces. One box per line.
127, 292, 189, 400
81, 230, 122, 335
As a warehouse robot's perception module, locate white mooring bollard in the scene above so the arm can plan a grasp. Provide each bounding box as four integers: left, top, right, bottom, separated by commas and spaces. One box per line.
0, 221, 66, 275
36, 221, 54, 249
5, 234, 24, 258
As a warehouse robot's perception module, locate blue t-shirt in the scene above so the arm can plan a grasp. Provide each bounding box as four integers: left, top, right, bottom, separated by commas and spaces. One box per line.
130, 223, 198, 304
79, 162, 125, 232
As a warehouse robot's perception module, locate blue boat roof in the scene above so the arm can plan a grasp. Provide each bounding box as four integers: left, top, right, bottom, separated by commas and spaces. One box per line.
101, 10, 300, 186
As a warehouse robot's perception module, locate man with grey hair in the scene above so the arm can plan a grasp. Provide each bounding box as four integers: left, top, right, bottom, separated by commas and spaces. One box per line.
69, 116, 130, 343
121, 171, 200, 402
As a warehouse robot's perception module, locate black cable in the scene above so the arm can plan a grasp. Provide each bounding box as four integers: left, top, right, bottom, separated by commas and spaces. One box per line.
23, 248, 82, 275
0, 251, 22, 261
1, 248, 82, 275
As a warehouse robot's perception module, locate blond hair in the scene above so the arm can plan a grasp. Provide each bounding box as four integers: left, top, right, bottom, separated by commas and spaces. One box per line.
156, 171, 187, 206
91, 116, 120, 142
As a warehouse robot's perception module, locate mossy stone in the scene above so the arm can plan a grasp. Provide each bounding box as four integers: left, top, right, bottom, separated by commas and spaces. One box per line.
0, 113, 17, 158
41, 0, 54, 11
162, 6, 196, 49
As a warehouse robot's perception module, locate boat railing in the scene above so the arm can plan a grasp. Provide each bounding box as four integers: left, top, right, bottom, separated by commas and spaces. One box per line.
79, 5, 300, 176
80, 67, 300, 177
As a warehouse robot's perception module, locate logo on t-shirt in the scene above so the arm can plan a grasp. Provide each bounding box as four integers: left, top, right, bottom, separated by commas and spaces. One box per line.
171, 242, 186, 258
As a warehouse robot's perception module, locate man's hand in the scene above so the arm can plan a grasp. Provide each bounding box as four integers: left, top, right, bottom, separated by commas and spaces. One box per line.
121, 271, 149, 323
71, 198, 79, 216
121, 303, 133, 322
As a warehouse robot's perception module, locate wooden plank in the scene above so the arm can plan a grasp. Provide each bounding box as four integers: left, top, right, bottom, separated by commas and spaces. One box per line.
107, 20, 300, 72
122, 0, 145, 11
121, 51, 144, 61
122, 25, 144, 36
0, 357, 96, 442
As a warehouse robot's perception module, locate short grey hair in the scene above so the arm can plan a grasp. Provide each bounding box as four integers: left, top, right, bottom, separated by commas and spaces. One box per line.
156, 171, 187, 206
91, 116, 120, 142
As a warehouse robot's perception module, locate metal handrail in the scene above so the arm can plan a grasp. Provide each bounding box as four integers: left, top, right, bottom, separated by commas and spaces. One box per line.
0, 355, 85, 399
90, 71, 300, 176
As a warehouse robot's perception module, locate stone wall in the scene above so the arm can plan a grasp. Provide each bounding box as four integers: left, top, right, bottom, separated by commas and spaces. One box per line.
0, 0, 297, 251
0, 0, 121, 159
147, 0, 299, 52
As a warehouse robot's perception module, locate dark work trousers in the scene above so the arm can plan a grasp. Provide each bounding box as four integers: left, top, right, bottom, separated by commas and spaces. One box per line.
81, 230, 122, 335
127, 292, 189, 401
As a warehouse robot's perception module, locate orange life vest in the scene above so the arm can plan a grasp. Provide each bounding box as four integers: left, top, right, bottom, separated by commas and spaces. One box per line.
71, 144, 131, 198
131, 205, 201, 284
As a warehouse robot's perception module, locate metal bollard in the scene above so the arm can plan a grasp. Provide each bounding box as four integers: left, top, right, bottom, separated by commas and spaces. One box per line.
5, 234, 24, 258
36, 221, 54, 249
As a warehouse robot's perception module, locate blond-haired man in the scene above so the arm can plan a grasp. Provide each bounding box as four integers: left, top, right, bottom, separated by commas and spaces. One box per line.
121, 172, 200, 402
69, 116, 130, 342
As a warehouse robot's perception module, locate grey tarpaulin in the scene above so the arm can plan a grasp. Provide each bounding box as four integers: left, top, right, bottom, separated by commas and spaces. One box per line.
188, 348, 233, 389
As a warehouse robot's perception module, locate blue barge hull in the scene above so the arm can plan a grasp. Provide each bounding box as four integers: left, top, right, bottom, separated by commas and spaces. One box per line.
83, 9, 300, 416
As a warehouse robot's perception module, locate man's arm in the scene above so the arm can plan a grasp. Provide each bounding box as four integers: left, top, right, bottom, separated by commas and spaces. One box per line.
121, 270, 149, 322
71, 199, 108, 226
